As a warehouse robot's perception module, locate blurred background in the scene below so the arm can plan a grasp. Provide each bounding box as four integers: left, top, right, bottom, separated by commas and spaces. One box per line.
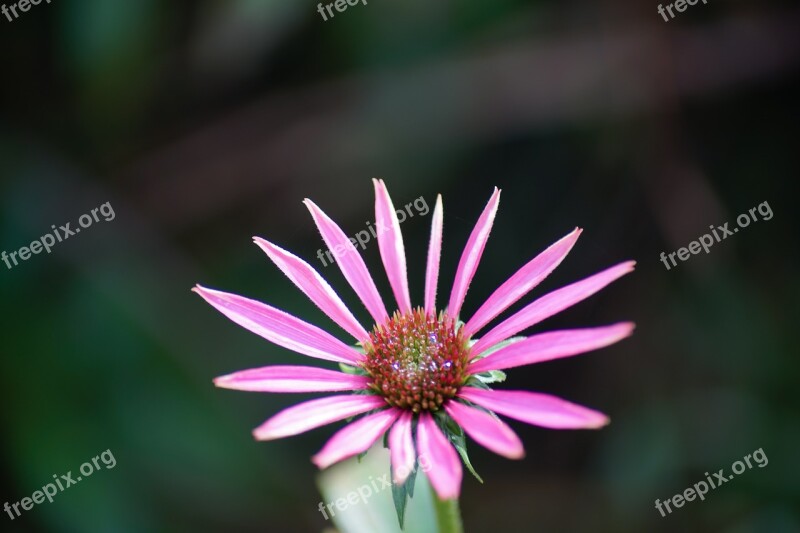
1, 0, 798, 532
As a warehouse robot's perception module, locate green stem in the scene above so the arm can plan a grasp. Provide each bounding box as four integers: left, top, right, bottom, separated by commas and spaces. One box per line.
432, 494, 463, 533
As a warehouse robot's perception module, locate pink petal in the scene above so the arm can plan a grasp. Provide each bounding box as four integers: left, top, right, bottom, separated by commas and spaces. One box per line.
389, 411, 416, 483
312, 408, 401, 469
464, 228, 582, 337
471, 261, 636, 355
214, 365, 370, 393
470, 322, 634, 374
416, 412, 462, 500
193, 285, 361, 365
253, 394, 387, 441
253, 237, 370, 343
424, 195, 444, 314
304, 199, 389, 324
459, 387, 609, 429
447, 188, 501, 320
374, 179, 412, 314
444, 401, 524, 459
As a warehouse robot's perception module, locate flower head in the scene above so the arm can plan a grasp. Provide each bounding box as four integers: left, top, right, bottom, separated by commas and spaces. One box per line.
194, 179, 634, 501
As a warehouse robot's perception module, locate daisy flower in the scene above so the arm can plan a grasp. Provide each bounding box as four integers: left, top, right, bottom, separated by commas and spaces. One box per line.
194, 179, 634, 506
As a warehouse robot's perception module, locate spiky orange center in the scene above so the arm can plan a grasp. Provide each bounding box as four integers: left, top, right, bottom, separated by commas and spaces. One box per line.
362, 308, 471, 412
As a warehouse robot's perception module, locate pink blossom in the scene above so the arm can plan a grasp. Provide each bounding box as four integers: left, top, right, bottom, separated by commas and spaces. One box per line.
195, 179, 634, 500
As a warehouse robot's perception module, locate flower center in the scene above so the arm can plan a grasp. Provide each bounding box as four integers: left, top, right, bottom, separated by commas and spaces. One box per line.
362, 308, 470, 412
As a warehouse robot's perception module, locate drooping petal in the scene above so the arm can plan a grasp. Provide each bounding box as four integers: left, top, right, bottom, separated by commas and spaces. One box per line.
253, 237, 369, 342
470, 322, 634, 374
374, 179, 412, 314
447, 188, 501, 320
388, 411, 416, 483
312, 408, 401, 469
416, 412, 462, 500
444, 401, 524, 459
471, 261, 636, 355
459, 387, 609, 429
193, 285, 362, 365
304, 199, 389, 324
253, 394, 387, 441
464, 228, 582, 337
424, 194, 444, 314
214, 365, 370, 393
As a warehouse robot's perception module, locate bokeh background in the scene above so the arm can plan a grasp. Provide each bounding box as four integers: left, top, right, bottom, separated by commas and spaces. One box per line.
1, 0, 798, 532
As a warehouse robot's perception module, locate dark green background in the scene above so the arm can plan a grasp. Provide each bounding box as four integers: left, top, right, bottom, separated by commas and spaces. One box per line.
1, 0, 798, 531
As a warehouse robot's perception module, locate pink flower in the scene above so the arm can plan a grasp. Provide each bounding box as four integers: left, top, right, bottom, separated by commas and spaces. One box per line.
194, 180, 634, 501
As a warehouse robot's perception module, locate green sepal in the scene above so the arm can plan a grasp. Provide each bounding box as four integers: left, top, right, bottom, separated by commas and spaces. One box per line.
406, 458, 418, 499
475, 369, 506, 384
462, 375, 491, 390
467, 335, 526, 362
338, 363, 369, 376
391, 457, 419, 530
434, 411, 484, 483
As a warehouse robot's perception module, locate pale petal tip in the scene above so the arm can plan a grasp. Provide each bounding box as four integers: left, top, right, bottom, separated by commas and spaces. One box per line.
252, 427, 275, 441
212, 374, 238, 389
608, 321, 636, 344
310, 452, 340, 470
510, 447, 526, 460
586, 413, 611, 429
252, 237, 284, 255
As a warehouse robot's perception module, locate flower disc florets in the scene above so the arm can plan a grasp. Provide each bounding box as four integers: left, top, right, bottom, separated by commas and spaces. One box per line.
362, 308, 471, 412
